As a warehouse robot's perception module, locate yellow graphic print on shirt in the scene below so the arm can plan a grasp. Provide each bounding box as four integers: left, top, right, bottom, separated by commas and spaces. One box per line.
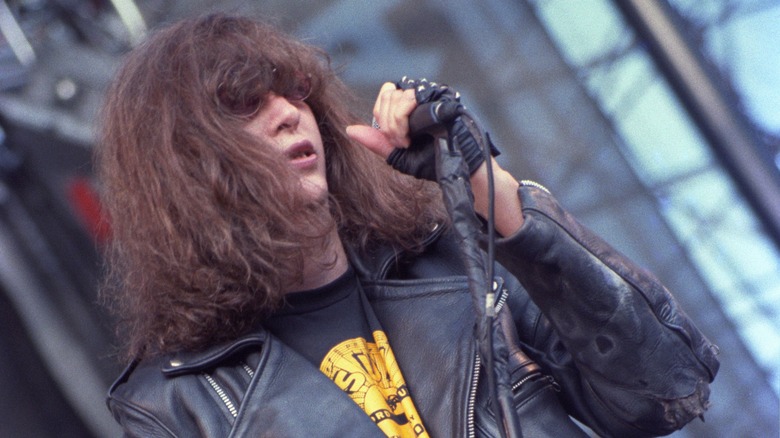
320, 330, 429, 438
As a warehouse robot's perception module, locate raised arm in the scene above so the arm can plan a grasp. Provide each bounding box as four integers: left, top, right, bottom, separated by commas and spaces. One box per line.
346, 81, 523, 236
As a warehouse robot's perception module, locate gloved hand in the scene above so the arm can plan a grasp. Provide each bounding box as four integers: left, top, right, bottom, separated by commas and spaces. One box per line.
386, 77, 499, 181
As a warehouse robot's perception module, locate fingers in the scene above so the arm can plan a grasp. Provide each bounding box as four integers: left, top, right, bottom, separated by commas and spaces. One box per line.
347, 82, 418, 160
345, 124, 394, 158
372, 82, 417, 148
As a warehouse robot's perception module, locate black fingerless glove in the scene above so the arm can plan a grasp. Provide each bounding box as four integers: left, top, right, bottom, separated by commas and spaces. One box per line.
386, 77, 500, 181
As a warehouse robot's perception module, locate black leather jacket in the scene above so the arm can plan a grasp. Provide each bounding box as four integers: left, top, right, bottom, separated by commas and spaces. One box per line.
107, 186, 719, 437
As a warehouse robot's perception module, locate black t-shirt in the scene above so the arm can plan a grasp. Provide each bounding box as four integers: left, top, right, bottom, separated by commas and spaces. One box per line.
265, 267, 372, 364
265, 267, 429, 438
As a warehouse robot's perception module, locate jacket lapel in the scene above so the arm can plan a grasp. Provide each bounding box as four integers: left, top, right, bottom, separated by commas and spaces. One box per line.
363, 278, 477, 438
229, 333, 384, 437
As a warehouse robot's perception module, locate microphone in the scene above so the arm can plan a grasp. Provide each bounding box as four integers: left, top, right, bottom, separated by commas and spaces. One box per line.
408, 99, 463, 139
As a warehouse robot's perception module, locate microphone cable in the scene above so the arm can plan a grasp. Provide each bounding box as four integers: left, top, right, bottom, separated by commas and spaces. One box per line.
449, 105, 521, 438
407, 96, 521, 438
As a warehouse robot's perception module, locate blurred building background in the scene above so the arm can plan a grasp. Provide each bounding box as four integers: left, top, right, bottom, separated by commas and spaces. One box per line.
0, 0, 777, 436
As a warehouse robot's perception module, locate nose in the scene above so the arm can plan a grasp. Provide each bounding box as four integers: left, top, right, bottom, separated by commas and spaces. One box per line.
267, 93, 301, 135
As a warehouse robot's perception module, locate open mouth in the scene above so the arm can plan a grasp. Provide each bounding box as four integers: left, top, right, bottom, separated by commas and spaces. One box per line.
288, 147, 315, 160
286, 141, 318, 168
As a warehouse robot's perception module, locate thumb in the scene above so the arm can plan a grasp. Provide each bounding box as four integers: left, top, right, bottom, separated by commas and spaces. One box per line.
346, 124, 395, 159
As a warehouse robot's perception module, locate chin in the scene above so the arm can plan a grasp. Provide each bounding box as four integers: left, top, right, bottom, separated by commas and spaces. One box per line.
302, 180, 329, 203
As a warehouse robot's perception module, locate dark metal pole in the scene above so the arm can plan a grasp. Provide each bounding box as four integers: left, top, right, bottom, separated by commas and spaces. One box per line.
614, 0, 780, 246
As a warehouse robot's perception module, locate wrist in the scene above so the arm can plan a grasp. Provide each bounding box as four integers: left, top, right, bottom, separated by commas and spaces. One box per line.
471, 158, 524, 236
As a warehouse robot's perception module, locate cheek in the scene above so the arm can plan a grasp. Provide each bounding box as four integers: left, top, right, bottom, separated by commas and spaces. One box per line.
298, 104, 319, 128
243, 119, 270, 143
304, 112, 321, 134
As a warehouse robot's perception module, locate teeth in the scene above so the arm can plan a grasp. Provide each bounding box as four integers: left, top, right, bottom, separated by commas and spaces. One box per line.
290, 150, 313, 159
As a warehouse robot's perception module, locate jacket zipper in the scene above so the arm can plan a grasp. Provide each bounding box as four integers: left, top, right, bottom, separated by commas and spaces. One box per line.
511, 372, 539, 392
241, 361, 255, 378
203, 373, 238, 418
512, 374, 561, 394
467, 282, 509, 438
467, 353, 481, 438
519, 179, 550, 194
494, 284, 509, 311
202, 362, 255, 420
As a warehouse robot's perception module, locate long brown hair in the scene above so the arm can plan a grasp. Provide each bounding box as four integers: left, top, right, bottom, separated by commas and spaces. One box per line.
97, 13, 446, 360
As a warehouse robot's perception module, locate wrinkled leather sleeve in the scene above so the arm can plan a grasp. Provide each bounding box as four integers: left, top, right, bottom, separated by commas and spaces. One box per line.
495, 185, 719, 437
